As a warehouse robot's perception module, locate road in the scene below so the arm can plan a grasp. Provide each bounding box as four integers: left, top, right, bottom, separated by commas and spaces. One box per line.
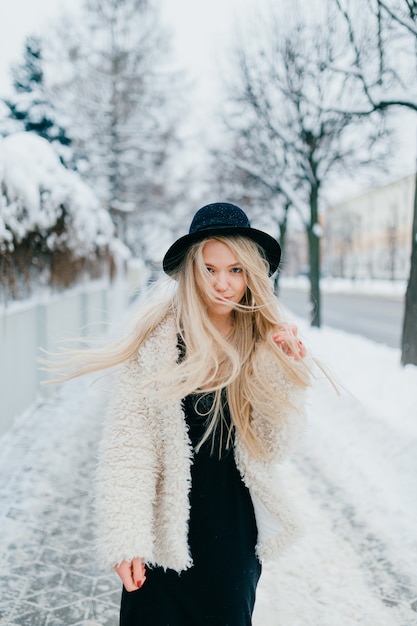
279, 285, 405, 349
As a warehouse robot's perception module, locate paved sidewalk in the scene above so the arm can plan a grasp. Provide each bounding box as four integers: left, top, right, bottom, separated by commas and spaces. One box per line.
1, 368, 415, 626
0, 379, 120, 626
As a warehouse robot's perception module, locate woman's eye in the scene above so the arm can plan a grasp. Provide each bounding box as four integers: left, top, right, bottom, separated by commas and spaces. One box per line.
206, 267, 214, 273
232, 267, 242, 273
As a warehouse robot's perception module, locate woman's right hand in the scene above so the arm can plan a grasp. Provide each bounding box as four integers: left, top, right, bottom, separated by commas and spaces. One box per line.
273, 325, 307, 360
115, 557, 146, 591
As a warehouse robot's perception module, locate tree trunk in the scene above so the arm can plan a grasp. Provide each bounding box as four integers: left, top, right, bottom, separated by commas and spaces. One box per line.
274, 202, 290, 296
308, 183, 321, 327
401, 170, 417, 365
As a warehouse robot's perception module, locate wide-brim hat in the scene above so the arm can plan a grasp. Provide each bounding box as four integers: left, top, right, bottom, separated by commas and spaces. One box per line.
163, 202, 281, 277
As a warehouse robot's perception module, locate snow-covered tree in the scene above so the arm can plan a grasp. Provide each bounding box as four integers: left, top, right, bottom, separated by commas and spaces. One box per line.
0, 36, 73, 166
330, 0, 417, 365
212, 6, 388, 326
0, 133, 120, 301
48, 0, 184, 243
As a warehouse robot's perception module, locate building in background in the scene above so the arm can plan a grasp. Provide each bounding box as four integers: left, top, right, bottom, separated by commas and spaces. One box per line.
325, 174, 414, 280
281, 229, 309, 277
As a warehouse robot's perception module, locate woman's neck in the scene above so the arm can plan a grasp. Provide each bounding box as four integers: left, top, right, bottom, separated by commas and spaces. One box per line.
208, 313, 233, 338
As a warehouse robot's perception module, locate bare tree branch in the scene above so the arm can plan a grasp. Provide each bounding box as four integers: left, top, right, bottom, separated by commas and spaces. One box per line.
211, 7, 388, 326
332, 0, 417, 365
378, 0, 417, 36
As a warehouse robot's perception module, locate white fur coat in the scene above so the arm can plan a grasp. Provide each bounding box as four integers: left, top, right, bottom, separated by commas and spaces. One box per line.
95, 314, 307, 572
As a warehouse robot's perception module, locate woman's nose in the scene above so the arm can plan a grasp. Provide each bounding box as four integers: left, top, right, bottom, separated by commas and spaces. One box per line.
214, 274, 228, 291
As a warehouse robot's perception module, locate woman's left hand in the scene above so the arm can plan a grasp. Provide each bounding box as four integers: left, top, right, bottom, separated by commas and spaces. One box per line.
273, 325, 307, 360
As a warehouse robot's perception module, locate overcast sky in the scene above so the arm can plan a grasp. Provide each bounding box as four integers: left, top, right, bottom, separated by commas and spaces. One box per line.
0, 0, 415, 202
0, 0, 73, 94
0, 0, 262, 98
0, 0, 260, 144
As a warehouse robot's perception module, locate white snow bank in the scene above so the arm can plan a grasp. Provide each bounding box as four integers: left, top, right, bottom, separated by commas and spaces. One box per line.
254, 317, 417, 624
300, 319, 416, 588
0, 132, 115, 256
281, 275, 407, 297
0, 293, 416, 624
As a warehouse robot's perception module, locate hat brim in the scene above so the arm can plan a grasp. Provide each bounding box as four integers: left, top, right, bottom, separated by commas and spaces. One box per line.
163, 226, 281, 277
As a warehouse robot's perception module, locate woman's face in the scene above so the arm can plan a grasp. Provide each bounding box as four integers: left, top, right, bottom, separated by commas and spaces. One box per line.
197, 239, 247, 322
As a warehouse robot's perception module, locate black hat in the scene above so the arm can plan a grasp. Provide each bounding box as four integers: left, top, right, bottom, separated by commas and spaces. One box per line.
163, 202, 281, 277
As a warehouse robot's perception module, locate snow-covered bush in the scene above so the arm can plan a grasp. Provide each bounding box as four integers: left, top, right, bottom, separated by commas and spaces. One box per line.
0, 132, 120, 299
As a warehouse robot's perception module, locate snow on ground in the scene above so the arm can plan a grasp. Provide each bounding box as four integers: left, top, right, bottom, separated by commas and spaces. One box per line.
0, 295, 416, 624
253, 315, 417, 625
281, 275, 407, 298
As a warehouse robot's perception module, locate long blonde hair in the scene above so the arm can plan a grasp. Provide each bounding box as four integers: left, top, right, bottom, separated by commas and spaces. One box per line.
43, 235, 311, 458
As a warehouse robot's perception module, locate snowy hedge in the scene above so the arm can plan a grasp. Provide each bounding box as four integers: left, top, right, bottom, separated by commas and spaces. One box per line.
0, 132, 119, 298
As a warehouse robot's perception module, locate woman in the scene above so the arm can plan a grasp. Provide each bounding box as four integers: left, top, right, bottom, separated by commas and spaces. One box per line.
54, 202, 310, 625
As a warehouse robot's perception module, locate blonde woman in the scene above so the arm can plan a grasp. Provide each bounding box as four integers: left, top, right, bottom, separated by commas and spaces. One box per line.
59, 203, 310, 625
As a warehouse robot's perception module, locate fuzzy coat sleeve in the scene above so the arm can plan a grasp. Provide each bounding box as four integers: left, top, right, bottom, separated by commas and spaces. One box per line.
95, 352, 159, 570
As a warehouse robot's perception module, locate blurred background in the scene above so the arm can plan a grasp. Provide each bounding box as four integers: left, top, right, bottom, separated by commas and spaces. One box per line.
1, 0, 417, 429
1, 3, 417, 623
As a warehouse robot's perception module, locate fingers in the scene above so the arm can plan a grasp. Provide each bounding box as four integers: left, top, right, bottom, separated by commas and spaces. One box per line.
132, 557, 147, 589
272, 326, 306, 360
115, 558, 146, 592
115, 560, 136, 592
297, 339, 307, 359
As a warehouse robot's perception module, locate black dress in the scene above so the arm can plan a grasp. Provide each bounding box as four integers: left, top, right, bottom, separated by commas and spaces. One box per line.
120, 388, 261, 626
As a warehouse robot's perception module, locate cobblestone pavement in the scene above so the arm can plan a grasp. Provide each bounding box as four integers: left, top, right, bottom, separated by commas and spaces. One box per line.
294, 454, 417, 623
1, 374, 416, 625
0, 380, 121, 626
